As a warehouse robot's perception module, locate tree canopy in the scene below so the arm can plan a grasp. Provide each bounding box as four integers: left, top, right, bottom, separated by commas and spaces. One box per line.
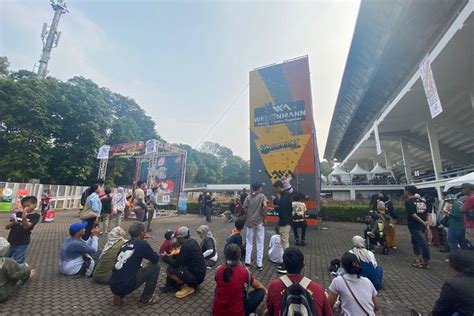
0, 57, 250, 185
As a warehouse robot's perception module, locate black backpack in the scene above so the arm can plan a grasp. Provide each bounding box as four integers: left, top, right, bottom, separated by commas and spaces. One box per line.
280, 275, 317, 316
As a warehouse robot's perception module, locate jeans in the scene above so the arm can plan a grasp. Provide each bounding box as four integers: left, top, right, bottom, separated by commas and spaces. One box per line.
448, 227, 468, 252
245, 224, 265, 267
82, 217, 97, 241
244, 288, 265, 315
134, 263, 160, 301
6, 244, 29, 263
134, 208, 145, 222
409, 228, 430, 262
279, 225, 291, 249
205, 206, 212, 223
292, 221, 307, 242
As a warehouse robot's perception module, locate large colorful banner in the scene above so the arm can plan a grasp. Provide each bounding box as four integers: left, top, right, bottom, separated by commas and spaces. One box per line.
109, 142, 145, 158
249, 56, 321, 212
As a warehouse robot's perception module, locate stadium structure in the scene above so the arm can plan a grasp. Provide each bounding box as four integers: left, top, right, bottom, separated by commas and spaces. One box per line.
324, 0, 474, 200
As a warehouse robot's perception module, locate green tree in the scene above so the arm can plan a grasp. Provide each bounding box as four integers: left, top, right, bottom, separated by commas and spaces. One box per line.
0, 56, 10, 77
320, 160, 334, 177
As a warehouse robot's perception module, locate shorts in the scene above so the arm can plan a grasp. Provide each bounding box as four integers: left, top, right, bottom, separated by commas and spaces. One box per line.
168, 265, 198, 288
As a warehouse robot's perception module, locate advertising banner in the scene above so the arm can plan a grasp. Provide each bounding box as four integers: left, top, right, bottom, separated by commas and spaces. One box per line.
419, 55, 443, 119
249, 56, 321, 213
139, 154, 185, 205
109, 142, 145, 158
97, 145, 111, 159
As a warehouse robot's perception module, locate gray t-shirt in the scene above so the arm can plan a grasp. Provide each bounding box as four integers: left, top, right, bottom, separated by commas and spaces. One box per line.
243, 193, 268, 228
329, 274, 377, 316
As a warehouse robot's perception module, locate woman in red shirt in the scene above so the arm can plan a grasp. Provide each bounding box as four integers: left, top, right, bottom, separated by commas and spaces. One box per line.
213, 244, 266, 316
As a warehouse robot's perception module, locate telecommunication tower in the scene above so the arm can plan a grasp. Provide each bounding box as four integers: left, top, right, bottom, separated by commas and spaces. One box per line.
36, 0, 68, 78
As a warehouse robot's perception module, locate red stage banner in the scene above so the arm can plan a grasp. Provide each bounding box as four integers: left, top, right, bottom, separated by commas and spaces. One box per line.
109, 142, 145, 158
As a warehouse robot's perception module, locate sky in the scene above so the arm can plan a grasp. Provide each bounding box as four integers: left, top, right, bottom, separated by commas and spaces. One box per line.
0, 0, 360, 161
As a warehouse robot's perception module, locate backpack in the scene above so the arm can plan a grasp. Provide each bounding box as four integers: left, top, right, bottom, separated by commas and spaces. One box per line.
293, 203, 305, 221
280, 275, 317, 316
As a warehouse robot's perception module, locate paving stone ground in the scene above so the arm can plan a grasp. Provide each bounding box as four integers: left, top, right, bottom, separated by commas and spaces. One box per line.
0, 211, 453, 315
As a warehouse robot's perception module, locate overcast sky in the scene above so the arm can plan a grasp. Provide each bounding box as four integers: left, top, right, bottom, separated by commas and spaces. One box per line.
0, 0, 359, 161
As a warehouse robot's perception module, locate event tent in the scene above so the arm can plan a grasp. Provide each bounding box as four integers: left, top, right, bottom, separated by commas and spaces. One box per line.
444, 172, 474, 192
329, 165, 351, 184
350, 163, 370, 180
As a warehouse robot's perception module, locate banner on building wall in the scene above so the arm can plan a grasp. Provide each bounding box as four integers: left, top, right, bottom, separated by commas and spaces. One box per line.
373, 122, 382, 155
419, 55, 443, 119
249, 56, 321, 212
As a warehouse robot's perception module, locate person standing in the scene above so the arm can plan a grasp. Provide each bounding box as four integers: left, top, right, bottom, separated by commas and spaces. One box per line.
198, 191, 206, 217
146, 187, 159, 233
461, 183, 474, 237
405, 186, 430, 268
272, 180, 292, 250
133, 182, 147, 222
204, 192, 214, 223
110, 222, 160, 306
446, 184, 470, 254
243, 182, 268, 271
240, 188, 248, 206
5, 196, 41, 263
291, 194, 308, 246
100, 187, 113, 234
82, 184, 102, 241
112, 187, 126, 228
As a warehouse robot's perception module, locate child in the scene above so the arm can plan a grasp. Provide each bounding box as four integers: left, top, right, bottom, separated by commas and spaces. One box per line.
5, 196, 41, 263
292, 194, 308, 246
40, 189, 52, 222
226, 218, 245, 259
268, 226, 283, 265
159, 230, 174, 255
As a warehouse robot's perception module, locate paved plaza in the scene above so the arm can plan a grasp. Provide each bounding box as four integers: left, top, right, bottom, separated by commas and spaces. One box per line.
0, 211, 454, 315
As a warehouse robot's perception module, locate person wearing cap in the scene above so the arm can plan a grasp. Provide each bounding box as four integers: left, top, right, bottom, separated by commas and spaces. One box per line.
0, 237, 35, 303
161, 226, 207, 298
110, 221, 160, 306
59, 222, 100, 277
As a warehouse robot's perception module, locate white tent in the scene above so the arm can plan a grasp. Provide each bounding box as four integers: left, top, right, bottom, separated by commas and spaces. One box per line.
350, 163, 370, 183
329, 165, 351, 184
369, 163, 394, 180
444, 172, 474, 192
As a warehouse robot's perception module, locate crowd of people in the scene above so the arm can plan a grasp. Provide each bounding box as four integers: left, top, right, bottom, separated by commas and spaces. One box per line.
1, 179, 473, 315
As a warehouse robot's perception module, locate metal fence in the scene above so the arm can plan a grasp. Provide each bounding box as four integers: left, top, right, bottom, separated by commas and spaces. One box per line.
0, 182, 88, 210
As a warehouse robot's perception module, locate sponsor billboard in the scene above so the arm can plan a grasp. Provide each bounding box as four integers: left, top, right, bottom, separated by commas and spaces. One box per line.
109, 141, 145, 158
249, 56, 321, 212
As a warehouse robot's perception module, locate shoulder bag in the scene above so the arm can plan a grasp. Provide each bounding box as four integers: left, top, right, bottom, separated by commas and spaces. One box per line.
341, 276, 372, 316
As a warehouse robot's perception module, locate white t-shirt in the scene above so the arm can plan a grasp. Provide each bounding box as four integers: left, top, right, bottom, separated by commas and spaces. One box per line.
329, 274, 378, 316
268, 234, 283, 263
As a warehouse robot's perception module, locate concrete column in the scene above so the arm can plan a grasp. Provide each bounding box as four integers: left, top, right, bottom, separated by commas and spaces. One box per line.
400, 138, 412, 183
426, 122, 443, 180
350, 189, 356, 200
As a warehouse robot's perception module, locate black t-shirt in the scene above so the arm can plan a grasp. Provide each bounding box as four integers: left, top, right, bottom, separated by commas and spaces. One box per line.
110, 239, 159, 297
101, 195, 113, 214
205, 195, 213, 208
201, 237, 216, 259
164, 238, 206, 284
229, 202, 236, 214
227, 234, 242, 247
277, 191, 293, 226
7, 212, 40, 245
240, 193, 248, 204
406, 197, 428, 230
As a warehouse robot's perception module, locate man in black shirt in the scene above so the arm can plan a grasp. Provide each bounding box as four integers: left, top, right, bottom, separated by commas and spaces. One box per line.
161, 226, 206, 299
110, 222, 160, 306
405, 185, 430, 268
273, 180, 292, 250
5, 196, 40, 263
240, 188, 248, 205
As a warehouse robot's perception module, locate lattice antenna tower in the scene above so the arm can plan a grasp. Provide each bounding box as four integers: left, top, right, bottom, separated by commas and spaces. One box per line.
36, 0, 68, 78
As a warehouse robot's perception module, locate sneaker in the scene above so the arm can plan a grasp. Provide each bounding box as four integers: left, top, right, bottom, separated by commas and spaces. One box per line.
257, 266, 263, 271
277, 268, 287, 274
175, 284, 195, 299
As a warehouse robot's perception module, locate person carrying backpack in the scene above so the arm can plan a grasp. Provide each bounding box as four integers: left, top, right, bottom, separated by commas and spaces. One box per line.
266, 247, 332, 316
291, 194, 308, 246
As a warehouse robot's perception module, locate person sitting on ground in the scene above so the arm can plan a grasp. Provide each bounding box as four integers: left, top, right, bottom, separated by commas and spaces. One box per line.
59, 222, 100, 277
268, 226, 283, 266
291, 194, 308, 246
160, 230, 175, 255
223, 198, 236, 223
110, 221, 160, 306
349, 235, 383, 290
226, 218, 245, 259
5, 196, 41, 264
328, 252, 381, 316
112, 187, 126, 228
266, 247, 333, 316
197, 225, 218, 269
213, 243, 266, 316
432, 249, 474, 316
0, 237, 36, 303
92, 227, 128, 284
160, 226, 207, 299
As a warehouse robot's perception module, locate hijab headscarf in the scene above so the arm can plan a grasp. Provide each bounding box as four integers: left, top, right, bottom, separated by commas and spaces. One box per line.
101, 226, 127, 257
351, 235, 375, 265
197, 225, 215, 244
0, 237, 10, 257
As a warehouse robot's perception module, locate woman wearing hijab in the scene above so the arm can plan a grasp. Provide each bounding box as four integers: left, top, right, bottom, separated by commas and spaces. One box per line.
197, 225, 218, 268
350, 235, 383, 290
93, 227, 128, 284
112, 187, 126, 228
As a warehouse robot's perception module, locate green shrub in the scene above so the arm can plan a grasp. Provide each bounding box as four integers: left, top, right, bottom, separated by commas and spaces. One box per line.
186, 201, 229, 215
320, 204, 407, 224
